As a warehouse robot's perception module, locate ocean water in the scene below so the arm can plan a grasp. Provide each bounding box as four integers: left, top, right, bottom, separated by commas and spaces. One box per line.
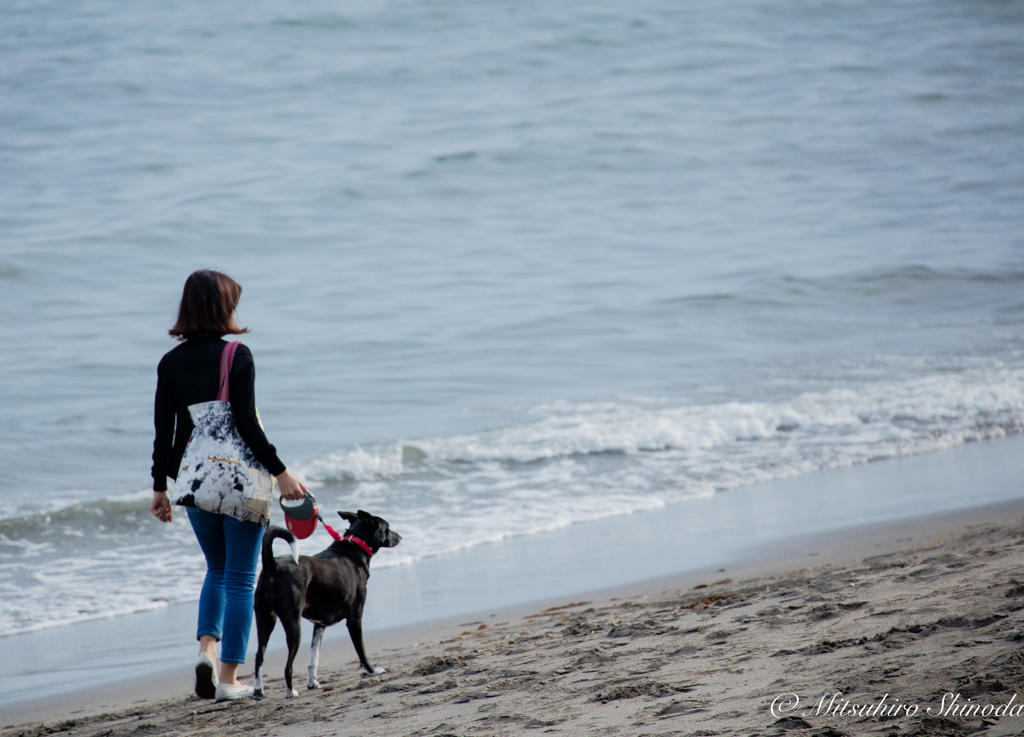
2, 0, 1024, 639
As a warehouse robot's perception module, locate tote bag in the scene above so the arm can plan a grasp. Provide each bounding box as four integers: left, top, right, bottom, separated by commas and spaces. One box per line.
170, 341, 275, 526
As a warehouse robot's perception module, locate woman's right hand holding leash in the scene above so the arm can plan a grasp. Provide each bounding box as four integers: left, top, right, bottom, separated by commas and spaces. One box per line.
276, 469, 308, 501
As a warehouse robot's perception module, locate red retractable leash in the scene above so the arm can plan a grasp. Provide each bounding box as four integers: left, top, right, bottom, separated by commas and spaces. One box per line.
317, 513, 343, 542
280, 493, 373, 555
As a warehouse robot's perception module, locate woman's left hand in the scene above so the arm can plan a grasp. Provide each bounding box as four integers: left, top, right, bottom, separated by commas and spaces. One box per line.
150, 491, 173, 523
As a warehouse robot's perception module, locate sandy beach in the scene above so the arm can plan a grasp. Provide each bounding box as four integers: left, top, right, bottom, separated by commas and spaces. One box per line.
6, 496, 1024, 737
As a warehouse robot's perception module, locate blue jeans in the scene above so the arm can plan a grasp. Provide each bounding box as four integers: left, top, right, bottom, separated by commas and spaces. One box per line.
187, 507, 265, 664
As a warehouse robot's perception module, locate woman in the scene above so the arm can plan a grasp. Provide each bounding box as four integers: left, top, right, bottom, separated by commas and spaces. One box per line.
150, 269, 308, 702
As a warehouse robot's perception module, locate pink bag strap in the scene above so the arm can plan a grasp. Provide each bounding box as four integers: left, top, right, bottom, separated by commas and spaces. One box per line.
217, 341, 241, 402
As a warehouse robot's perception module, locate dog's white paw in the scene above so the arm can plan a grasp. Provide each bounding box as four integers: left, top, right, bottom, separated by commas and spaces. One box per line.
286, 688, 299, 699
308, 679, 322, 690
372, 666, 386, 675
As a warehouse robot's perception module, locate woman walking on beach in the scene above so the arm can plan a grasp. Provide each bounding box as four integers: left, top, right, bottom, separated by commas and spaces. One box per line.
150, 269, 308, 702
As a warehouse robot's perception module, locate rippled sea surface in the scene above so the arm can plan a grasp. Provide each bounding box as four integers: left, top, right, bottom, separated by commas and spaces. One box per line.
1, 0, 1023, 635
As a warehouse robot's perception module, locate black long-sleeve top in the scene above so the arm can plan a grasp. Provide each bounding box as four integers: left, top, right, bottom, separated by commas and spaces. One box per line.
151, 337, 287, 492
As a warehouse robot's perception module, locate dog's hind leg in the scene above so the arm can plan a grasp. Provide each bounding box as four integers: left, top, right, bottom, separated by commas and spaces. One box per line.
253, 604, 278, 700
282, 615, 303, 698
307, 624, 325, 689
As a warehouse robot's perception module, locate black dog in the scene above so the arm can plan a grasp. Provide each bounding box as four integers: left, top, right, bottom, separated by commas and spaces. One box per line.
253, 510, 401, 699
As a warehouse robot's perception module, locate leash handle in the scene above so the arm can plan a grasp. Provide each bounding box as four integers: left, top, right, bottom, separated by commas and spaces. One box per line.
217, 341, 241, 402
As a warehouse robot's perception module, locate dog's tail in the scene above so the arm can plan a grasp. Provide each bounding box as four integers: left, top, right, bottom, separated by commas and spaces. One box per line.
261, 526, 300, 575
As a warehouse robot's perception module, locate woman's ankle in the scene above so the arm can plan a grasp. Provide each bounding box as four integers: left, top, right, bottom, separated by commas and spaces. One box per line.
198, 635, 219, 660
219, 663, 240, 685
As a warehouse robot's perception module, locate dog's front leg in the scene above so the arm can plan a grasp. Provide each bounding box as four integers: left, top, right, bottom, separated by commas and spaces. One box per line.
254, 663, 265, 700
308, 625, 325, 689
347, 618, 385, 675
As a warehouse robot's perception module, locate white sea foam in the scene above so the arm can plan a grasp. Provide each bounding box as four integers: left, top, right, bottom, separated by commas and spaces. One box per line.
296, 366, 1024, 569
0, 514, 206, 636
300, 445, 406, 483
303, 367, 1024, 479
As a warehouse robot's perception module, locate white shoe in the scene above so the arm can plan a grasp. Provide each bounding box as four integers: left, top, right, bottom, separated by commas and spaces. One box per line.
215, 682, 254, 702
195, 653, 218, 699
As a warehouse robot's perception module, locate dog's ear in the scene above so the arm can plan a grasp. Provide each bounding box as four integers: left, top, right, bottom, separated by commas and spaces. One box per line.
338, 511, 358, 524
357, 510, 376, 524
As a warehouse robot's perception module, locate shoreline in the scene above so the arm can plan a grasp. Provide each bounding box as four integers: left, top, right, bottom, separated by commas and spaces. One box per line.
6, 494, 1024, 730
3, 434, 1024, 728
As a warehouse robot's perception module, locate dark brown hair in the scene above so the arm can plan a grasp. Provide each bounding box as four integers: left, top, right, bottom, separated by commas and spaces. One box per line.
169, 269, 250, 340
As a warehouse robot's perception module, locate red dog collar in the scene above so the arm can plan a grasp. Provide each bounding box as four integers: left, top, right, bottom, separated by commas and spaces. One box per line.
317, 516, 374, 556
342, 534, 374, 557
